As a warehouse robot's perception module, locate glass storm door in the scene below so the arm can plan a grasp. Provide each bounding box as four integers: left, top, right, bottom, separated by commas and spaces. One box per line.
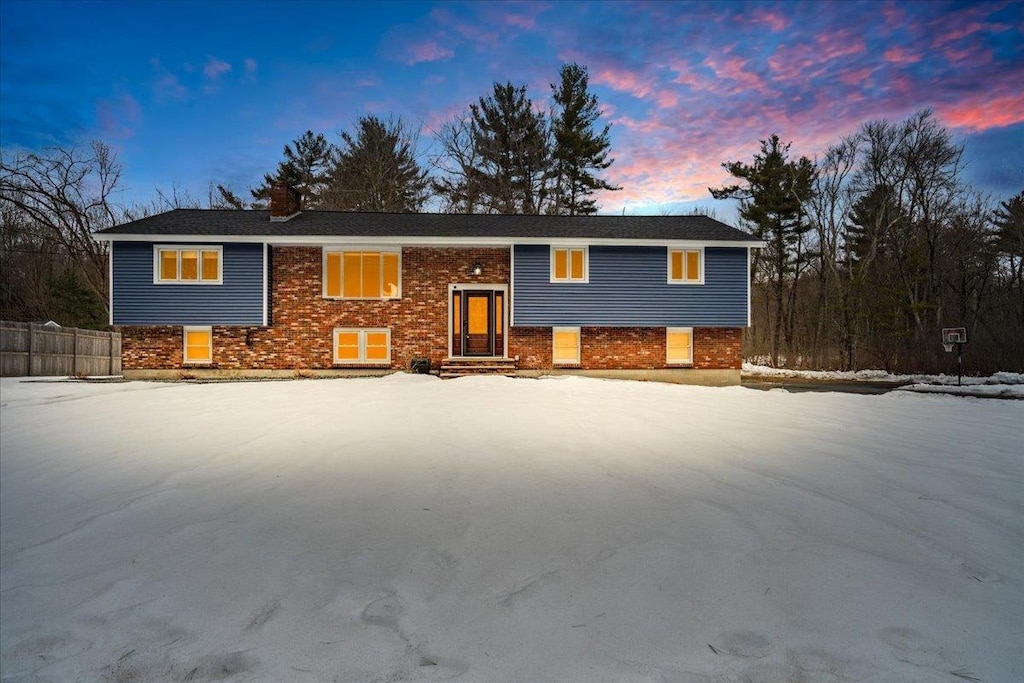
452, 290, 504, 357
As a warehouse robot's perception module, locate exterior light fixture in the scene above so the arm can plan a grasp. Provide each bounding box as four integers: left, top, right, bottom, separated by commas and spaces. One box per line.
471, 262, 483, 276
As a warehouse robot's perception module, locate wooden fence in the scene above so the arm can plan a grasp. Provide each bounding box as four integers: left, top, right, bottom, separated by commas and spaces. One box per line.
0, 321, 121, 377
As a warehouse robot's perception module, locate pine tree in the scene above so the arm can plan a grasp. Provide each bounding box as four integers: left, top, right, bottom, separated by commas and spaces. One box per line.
549, 63, 619, 215
325, 116, 429, 212
469, 82, 551, 214
710, 135, 816, 366
251, 131, 335, 208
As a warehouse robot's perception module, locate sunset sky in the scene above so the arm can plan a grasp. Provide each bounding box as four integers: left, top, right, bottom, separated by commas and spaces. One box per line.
2, 0, 1022, 218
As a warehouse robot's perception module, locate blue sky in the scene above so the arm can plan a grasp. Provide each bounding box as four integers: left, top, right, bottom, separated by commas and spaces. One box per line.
2, 0, 1022, 217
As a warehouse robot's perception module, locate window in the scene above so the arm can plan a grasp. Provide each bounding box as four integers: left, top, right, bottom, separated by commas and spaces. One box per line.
666, 327, 693, 365
333, 328, 391, 364
551, 247, 588, 282
324, 250, 400, 299
553, 327, 581, 365
183, 326, 212, 365
668, 248, 703, 284
155, 246, 222, 284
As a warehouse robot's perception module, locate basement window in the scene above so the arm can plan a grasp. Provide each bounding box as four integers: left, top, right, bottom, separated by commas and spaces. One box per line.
183, 326, 213, 365
333, 328, 391, 365
553, 327, 581, 365
666, 327, 693, 365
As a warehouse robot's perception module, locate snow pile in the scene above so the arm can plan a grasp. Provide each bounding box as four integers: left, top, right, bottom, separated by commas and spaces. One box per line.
743, 363, 1024, 398
2, 375, 1022, 682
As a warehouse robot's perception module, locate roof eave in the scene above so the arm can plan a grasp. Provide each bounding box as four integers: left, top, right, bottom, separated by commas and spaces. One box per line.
93, 233, 765, 248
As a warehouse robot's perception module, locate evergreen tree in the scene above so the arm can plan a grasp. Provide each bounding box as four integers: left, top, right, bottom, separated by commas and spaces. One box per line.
549, 63, 619, 215
325, 116, 429, 212
469, 82, 551, 214
251, 131, 335, 208
710, 135, 816, 365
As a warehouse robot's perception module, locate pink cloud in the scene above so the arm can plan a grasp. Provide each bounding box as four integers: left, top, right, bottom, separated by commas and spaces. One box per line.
591, 66, 653, 98
203, 56, 232, 80
653, 90, 678, 109
403, 40, 454, 65
96, 92, 140, 140
149, 58, 187, 101
838, 66, 875, 86
937, 91, 1024, 132
883, 46, 922, 63
750, 8, 791, 32
244, 58, 258, 78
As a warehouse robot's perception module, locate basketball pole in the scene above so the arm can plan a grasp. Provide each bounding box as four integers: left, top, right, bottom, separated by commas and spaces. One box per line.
957, 342, 963, 387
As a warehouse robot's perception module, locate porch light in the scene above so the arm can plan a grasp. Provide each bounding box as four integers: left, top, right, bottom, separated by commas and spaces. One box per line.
471, 262, 483, 276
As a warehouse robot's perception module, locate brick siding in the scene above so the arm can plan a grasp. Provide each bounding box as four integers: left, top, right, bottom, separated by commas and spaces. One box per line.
120, 246, 742, 371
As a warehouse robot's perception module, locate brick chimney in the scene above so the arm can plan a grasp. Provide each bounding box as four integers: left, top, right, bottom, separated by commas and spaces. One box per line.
269, 182, 301, 221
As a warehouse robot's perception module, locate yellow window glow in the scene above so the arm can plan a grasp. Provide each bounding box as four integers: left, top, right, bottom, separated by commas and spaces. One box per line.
468, 296, 488, 334
185, 330, 211, 362
686, 250, 700, 281
553, 330, 579, 362
343, 253, 362, 297
494, 294, 503, 335
667, 330, 692, 363
180, 251, 199, 280
671, 251, 683, 281
554, 249, 568, 280
570, 249, 584, 280
336, 332, 360, 360
326, 253, 342, 297
361, 252, 381, 298
160, 250, 178, 280
382, 253, 399, 297
453, 294, 461, 336
201, 250, 219, 281
365, 332, 389, 360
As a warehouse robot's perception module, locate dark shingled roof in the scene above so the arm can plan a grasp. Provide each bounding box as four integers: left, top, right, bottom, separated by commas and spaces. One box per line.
95, 209, 757, 242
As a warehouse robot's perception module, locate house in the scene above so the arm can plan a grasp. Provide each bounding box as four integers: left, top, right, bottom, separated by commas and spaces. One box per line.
93, 184, 762, 384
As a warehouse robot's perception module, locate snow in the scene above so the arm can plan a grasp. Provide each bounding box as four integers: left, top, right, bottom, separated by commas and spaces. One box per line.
1, 374, 1022, 682
743, 363, 1024, 398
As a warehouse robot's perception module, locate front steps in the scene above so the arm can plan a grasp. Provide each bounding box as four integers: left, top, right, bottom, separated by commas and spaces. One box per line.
438, 357, 518, 379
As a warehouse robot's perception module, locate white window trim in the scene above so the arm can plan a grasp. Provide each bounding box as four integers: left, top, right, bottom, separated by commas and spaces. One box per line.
322, 248, 402, 300
154, 245, 223, 284
183, 326, 213, 365
667, 247, 704, 285
666, 327, 694, 366
332, 327, 391, 365
552, 326, 581, 366
549, 246, 589, 283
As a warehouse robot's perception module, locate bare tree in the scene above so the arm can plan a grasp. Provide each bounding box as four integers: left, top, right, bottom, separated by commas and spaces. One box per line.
0, 142, 121, 320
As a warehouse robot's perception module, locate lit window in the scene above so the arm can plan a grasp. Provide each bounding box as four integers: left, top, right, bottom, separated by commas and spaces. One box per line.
668, 248, 703, 284
551, 247, 587, 282
183, 326, 212, 365
553, 327, 581, 365
666, 327, 693, 365
333, 328, 391, 364
324, 250, 401, 299
155, 246, 222, 284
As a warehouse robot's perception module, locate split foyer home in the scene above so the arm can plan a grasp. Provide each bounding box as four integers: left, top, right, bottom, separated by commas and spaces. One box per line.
94, 184, 762, 384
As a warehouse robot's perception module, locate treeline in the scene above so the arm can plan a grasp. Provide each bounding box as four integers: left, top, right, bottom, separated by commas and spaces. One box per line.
220, 62, 618, 217
712, 111, 1023, 374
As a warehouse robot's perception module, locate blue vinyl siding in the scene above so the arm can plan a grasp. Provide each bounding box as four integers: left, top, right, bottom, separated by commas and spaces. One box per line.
512, 245, 749, 326
112, 242, 264, 325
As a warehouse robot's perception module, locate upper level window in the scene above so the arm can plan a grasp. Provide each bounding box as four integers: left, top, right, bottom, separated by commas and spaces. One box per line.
155, 246, 222, 284
551, 247, 588, 283
324, 250, 400, 299
668, 248, 703, 284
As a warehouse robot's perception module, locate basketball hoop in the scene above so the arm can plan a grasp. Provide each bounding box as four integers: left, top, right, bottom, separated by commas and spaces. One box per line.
943, 342, 954, 353
941, 326, 968, 386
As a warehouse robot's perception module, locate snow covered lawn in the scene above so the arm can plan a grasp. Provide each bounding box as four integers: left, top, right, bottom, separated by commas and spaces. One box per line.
1, 375, 1021, 682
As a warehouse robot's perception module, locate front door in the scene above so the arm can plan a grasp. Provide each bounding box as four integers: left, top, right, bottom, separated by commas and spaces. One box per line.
451, 289, 504, 357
